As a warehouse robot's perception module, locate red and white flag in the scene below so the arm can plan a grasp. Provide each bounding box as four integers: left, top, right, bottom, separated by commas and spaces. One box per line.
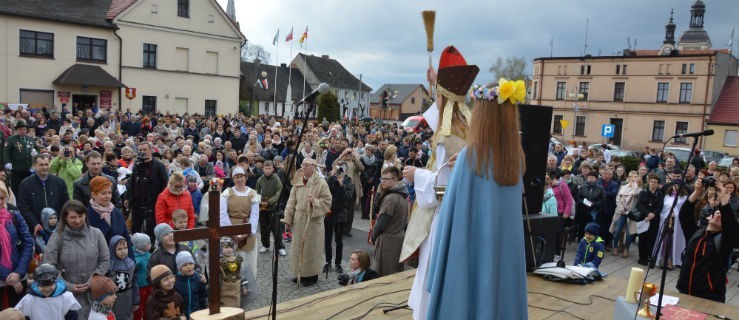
285, 27, 293, 42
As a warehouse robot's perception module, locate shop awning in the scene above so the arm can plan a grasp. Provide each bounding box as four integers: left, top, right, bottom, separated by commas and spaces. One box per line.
53, 63, 125, 87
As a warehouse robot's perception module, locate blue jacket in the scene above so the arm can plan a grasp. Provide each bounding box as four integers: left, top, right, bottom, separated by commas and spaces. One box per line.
134, 249, 151, 287
0, 206, 34, 280
87, 206, 134, 260
189, 188, 203, 217
574, 236, 605, 268
174, 272, 207, 318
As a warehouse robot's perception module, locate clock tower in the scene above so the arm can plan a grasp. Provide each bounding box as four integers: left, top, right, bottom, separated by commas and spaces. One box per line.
660, 9, 676, 56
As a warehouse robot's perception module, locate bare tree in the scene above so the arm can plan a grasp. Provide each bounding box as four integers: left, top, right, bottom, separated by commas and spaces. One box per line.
489, 56, 530, 81
241, 44, 271, 64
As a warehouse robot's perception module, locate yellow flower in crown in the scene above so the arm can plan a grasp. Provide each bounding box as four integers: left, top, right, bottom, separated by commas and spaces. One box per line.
497, 78, 515, 105
511, 79, 527, 104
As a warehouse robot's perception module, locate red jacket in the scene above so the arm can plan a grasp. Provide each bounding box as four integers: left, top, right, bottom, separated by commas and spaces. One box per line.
155, 187, 196, 229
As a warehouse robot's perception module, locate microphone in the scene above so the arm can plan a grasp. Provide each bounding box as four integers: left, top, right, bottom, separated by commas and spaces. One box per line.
670, 129, 714, 139
296, 83, 329, 105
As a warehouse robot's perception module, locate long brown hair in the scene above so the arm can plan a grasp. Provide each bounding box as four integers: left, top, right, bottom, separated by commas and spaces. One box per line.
466, 99, 525, 186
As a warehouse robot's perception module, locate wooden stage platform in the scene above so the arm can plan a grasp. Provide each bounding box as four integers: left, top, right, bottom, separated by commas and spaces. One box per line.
244, 269, 738, 320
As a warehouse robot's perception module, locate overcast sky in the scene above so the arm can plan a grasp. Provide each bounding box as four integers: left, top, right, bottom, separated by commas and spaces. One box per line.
217, 0, 737, 91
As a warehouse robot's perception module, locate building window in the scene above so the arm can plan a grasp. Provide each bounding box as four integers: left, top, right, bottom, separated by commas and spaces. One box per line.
142, 96, 156, 115
532, 81, 538, 99
553, 115, 563, 134
205, 100, 217, 117
411, 97, 416, 104
622, 65, 627, 74
613, 82, 625, 102
725, 130, 737, 147
689, 63, 695, 74
651, 120, 665, 141
580, 65, 585, 75
143, 43, 157, 68
616, 65, 621, 75
681, 64, 687, 74
587, 65, 591, 75
575, 116, 586, 136
675, 121, 688, 144
76, 37, 107, 62
177, 0, 189, 17
579, 82, 589, 100
679, 82, 693, 103
656, 82, 669, 103
19, 30, 53, 57
556, 82, 566, 100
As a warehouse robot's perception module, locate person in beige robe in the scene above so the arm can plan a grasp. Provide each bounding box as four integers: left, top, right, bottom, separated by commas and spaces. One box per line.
281, 158, 332, 286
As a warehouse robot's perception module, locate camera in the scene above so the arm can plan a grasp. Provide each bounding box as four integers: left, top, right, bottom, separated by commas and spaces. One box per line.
702, 176, 717, 188
64, 149, 70, 157
337, 273, 350, 286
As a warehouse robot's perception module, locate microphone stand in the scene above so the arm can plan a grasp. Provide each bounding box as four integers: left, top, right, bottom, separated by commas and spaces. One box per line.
637, 135, 700, 320
268, 102, 316, 320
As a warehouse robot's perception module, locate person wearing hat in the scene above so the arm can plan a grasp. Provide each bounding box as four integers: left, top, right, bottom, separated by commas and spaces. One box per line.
4, 120, 36, 196
147, 223, 200, 276
574, 222, 606, 269
219, 166, 261, 306
88, 274, 118, 320
173, 251, 207, 318
15, 263, 81, 319
399, 45, 479, 320
131, 233, 152, 320
281, 157, 332, 287
576, 171, 605, 241
145, 264, 183, 320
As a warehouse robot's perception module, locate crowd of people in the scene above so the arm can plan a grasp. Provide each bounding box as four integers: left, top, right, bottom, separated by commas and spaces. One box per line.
543, 142, 739, 302
0, 100, 430, 318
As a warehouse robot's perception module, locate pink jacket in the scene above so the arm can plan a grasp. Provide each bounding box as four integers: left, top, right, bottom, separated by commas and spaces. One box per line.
552, 180, 574, 218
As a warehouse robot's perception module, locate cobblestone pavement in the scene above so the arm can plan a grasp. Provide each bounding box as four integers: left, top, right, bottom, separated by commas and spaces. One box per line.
249, 211, 374, 310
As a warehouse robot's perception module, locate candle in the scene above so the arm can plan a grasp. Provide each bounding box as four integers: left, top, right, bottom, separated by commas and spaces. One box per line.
625, 267, 645, 303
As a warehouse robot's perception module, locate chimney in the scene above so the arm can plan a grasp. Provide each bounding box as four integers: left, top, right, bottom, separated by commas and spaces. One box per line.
281, 63, 287, 67
321, 55, 329, 59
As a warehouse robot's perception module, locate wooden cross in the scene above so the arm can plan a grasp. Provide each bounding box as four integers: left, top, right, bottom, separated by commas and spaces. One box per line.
173, 189, 251, 315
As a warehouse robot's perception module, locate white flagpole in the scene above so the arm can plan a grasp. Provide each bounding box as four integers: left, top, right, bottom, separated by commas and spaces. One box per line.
302, 36, 308, 118
273, 38, 278, 117
287, 29, 293, 120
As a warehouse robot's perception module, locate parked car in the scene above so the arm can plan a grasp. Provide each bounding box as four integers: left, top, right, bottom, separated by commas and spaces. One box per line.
664, 147, 693, 164
610, 150, 639, 159
717, 155, 738, 168
360, 116, 374, 123
702, 150, 728, 163
401, 115, 428, 133
588, 143, 621, 151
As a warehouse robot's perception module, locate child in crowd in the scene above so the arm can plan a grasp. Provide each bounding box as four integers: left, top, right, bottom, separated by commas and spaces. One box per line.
88, 274, 118, 320
172, 210, 193, 250
186, 176, 203, 223
109, 235, 140, 320
35, 207, 58, 252
220, 237, 247, 308
15, 263, 81, 319
145, 264, 184, 320
174, 252, 207, 318
131, 233, 152, 320
574, 222, 606, 269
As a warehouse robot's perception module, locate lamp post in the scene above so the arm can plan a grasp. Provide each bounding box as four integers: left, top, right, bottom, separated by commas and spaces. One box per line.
252, 71, 267, 116
568, 91, 585, 142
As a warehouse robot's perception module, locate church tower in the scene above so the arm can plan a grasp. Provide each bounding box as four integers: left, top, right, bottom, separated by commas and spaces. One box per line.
226, 0, 236, 22
677, 0, 712, 50
660, 9, 677, 55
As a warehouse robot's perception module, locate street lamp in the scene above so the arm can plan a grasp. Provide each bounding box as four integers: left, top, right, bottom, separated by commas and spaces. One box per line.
252, 70, 267, 116
568, 91, 585, 140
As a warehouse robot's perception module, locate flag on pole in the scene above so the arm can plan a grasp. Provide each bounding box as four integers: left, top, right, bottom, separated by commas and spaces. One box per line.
256, 78, 268, 90
729, 27, 735, 54
272, 29, 279, 46
299, 26, 308, 45
285, 27, 293, 42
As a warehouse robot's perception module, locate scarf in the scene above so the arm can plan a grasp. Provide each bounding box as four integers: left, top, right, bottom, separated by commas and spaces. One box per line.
90, 199, 115, 226
0, 207, 13, 270
361, 154, 376, 165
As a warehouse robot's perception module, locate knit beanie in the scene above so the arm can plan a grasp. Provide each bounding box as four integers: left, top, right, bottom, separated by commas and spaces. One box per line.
584, 222, 600, 236
150, 264, 173, 286
131, 233, 151, 252
89, 274, 117, 302
176, 251, 195, 271
154, 223, 173, 244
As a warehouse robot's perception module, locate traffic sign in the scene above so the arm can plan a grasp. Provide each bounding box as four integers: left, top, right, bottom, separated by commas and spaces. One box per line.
560, 119, 570, 129
601, 124, 615, 138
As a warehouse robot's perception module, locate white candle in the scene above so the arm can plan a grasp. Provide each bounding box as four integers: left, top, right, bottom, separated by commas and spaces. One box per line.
625, 267, 645, 303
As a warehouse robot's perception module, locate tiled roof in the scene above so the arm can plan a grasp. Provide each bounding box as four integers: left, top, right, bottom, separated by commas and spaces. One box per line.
239, 62, 313, 102
53, 64, 126, 87
632, 49, 729, 56
707, 76, 739, 125
298, 53, 372, 91
0, 0, 115, 29
370, 84, 428, 104
105, 0, 137, 20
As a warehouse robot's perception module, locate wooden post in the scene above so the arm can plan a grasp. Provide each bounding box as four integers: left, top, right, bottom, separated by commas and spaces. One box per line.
173, 189, 251, 316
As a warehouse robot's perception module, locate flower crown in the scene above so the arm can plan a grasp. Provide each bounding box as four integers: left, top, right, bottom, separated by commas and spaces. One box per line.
469, 78, 527, 105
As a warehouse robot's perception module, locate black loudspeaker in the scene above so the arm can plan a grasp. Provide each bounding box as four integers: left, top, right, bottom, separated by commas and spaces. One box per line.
523, 214, 561, 271
518, 104, 553, 214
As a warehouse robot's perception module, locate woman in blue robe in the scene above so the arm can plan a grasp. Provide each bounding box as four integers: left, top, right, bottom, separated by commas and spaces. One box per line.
426, 80, 528, 319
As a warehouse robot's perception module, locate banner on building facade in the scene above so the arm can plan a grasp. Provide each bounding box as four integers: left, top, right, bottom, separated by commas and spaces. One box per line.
125, 87, 136, 100
58, 91, 70, 104
100, 90, 112, 109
